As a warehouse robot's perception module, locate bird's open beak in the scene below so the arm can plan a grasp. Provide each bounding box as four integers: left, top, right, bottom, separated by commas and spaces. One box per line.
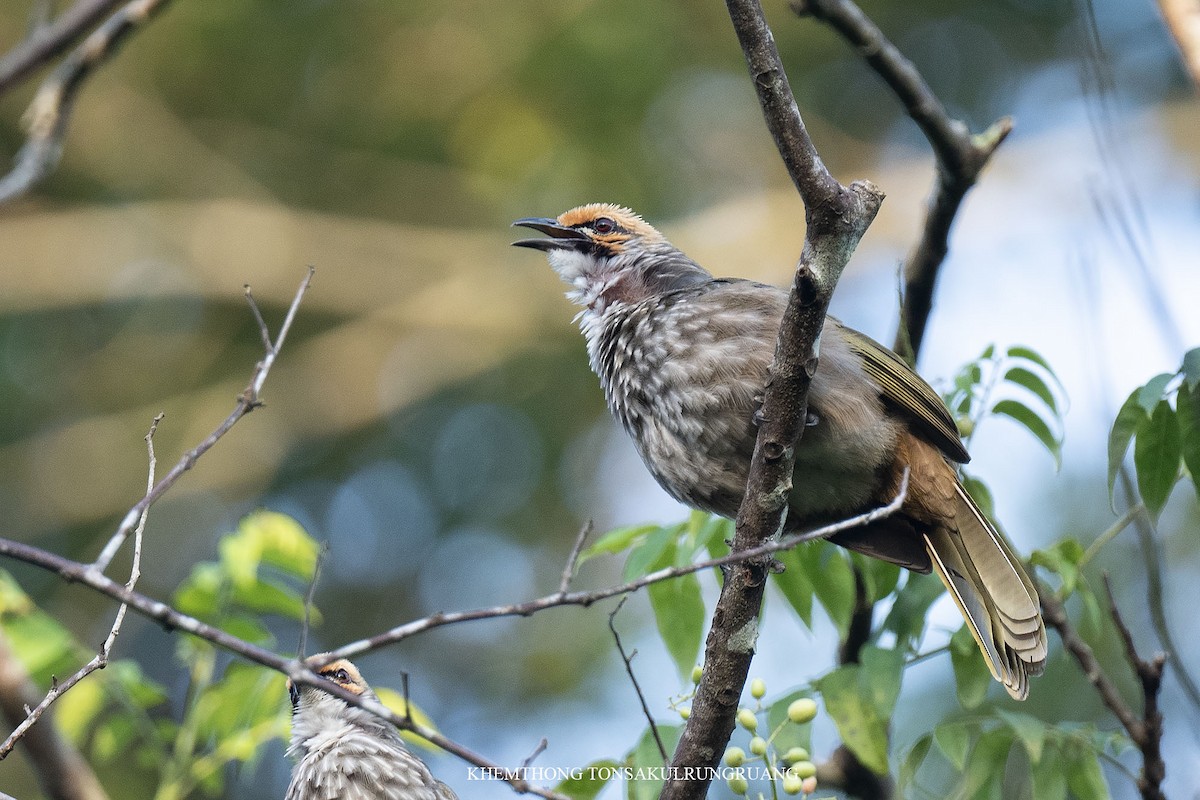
511, 218, 588, 251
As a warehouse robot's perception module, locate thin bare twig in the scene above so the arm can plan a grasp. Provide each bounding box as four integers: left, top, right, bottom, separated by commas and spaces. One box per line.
92, 267, 314, 573
0, 0, 175, 204
0, 484, 904, 798
298, 543, 328, 660
0, 0, 126, 95
1101, 574, 1166, 800
0, 633, 110, 800
788, 0, 1011, 364
328, 480, 905, 661
0, 412, 161, 759
558, 521, 593, 595
608, 597, 667, 763
519, 738, 549, 773
1036, 579, 1142, 738
244, 284, 275, 352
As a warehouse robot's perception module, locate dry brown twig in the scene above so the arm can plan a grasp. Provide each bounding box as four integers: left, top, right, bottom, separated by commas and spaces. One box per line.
1, 267, 310, 767
1037, 574, 1167, 800
608, 596, 667, 763
0, 0, 175, 204
788, 0, 1012, 363
0, 480, 908, 798
0, 412, 160, 760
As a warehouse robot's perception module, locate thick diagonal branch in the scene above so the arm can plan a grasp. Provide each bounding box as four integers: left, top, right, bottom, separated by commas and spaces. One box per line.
659, 4, 883, 799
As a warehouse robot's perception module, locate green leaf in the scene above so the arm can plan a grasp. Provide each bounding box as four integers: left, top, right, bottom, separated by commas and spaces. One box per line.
852, 553, 901, 604
1133, 399, 1182, 519
950, 624, 991, 709
55, 678, 107, 744
1177, 382, 1200, 500
647, 541, 706, 682
933, 721, 972, 770
960, 728, 1012, 800
1137, 373, 1175, 412
817, 665, 889, 774
578, 523, 659, 567
0, 609, 78, 679
1005, 345, 1052, 373
961, 474, 995, 519
772, 547, 814, 628
1108, 390, 1149, 505
1182, 347, 1200, 389
557, 759, 620, 800
622, 525, 677, 581
900, 734, 932, 788
883, 572, 944, 650
1004, 365, 1060, 415
994, 709, 1046, 763
1064, 743, 1110, 800
236, 510, 320, 579
1031, 743, 1067, 800
1030, 539, 1085, 596
861, 646, 905, 718
992, 399, 1062, 468
625, 724, 682, 800
799, 542, 855, 637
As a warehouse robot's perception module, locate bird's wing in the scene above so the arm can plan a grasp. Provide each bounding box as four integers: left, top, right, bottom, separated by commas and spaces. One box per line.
836, 323, 970, 463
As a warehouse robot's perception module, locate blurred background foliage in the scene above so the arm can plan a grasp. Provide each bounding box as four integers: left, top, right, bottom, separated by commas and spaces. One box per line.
0, 0, 1197, 798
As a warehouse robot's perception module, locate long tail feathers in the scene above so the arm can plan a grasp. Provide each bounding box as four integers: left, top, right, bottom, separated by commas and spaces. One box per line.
923, 485, 1046, 700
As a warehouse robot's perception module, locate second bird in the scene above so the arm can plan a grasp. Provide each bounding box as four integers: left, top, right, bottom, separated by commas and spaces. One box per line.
513, 203, 1046, 700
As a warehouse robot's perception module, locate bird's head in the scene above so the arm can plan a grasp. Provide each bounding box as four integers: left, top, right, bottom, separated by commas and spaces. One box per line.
513, 203, 710, 312
288, 654, 371, 711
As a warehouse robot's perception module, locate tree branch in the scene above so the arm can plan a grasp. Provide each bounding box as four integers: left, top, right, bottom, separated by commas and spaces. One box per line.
0, 0, 175, 204
1102, 575, 1166, 800
789, 0, 1011, 363
0, 0, 126, 95
1035, 580, 1142, 740
0, 486, 906, 800
0, 633, 110, 800
0, 413, 161, 760
608, 597, 667, 763
92, 267, 314, 572
660, 4, 883, 799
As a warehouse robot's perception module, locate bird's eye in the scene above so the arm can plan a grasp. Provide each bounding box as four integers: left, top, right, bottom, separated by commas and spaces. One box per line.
330, 669, 350, 683
592, 217, 616, 234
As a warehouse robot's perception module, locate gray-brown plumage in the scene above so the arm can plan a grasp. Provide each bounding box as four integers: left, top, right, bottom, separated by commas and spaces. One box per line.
514, 203, 1046, 700
286, 656, 458, 800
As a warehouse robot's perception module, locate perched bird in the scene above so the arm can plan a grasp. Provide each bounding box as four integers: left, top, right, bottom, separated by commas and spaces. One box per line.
286, 655, 457, 800
513, 203, 1047, 699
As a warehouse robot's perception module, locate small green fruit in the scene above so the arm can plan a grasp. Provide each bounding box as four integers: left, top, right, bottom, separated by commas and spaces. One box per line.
791, 760, 817, 779
727, 776, 749, 795
750, 678, 766, 699
787, 698, 818, 724
749, 736, 767, 756
678, 707, 690, 720
723, 747, 746, 767
691, 665, 704, 684
781, 773, 804, 795
782, 747, 810, 764
737, 708, 758, 731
